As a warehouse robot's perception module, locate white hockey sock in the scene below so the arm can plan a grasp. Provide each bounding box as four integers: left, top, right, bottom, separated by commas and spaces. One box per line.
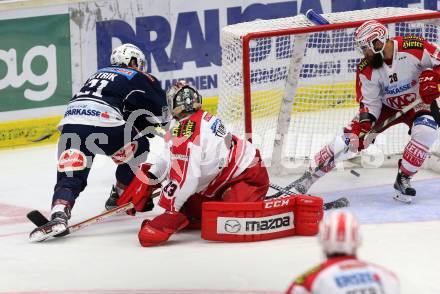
401, 115, 438, 175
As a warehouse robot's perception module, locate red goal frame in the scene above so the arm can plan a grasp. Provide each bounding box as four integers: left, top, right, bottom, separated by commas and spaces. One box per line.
240, 12, 440, 142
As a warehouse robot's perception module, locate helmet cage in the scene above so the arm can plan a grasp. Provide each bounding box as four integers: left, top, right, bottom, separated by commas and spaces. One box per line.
166, 83, 202, 116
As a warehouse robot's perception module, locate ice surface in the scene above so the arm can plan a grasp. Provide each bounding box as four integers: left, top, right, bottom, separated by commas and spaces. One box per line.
0, 140, 439, 294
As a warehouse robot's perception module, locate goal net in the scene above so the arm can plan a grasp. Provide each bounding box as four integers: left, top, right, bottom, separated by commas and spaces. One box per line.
217, 7, 440, 173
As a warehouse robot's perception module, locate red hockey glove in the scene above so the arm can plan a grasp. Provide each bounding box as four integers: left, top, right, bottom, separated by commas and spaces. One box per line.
344, 109, 373, 152
138, 211, 189, 247
117, 164, 159, 216
419, 70, 440, 104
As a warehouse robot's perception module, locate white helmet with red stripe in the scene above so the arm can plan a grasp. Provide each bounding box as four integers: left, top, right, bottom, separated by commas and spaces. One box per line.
354, 20, 388, 54
318, 211, 361, 255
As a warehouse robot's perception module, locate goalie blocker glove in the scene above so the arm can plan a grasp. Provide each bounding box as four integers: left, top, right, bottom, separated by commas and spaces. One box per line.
201, 194, 323, 242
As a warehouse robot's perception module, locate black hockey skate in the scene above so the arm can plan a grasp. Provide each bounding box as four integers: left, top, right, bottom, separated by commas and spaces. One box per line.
105, 185, 120, 211
393, 161, 416, 204
29, 207, 70, 242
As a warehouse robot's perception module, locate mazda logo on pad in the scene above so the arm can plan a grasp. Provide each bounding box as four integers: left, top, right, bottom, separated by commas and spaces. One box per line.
224, 220, 241, 233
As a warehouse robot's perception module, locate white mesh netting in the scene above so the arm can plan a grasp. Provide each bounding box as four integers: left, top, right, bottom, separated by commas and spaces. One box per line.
218, 7, 440, 172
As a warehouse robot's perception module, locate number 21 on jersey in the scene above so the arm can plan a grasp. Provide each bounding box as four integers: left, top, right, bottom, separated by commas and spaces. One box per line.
76, 79, 109, 98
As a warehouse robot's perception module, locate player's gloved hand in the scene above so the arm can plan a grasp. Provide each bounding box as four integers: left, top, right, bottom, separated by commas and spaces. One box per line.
138, 211, 189, 247
117, 164, 159, 216
344, 112, 373, 152
419, 70, 440, 104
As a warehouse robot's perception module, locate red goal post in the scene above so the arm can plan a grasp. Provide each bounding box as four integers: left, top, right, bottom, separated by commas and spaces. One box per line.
217, 8, 440, 173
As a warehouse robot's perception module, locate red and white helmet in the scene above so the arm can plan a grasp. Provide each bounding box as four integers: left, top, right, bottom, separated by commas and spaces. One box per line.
318, 211, 361, 256
354, 20, 388, 54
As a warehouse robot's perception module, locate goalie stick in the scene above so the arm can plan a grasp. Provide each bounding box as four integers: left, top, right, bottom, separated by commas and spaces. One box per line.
268, 182, 350, 210
27, 190, 160, 240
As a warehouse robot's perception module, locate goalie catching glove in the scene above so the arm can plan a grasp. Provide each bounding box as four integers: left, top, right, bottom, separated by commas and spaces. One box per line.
116, 164, 160, 215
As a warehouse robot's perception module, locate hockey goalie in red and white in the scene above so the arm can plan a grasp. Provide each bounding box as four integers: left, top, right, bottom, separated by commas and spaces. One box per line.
290, 20, 440, 203
116, 82, 323, 246
286, 211, 400, 294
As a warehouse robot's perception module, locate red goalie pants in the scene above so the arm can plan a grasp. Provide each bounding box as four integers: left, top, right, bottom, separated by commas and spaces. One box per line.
180, 151, 269, 229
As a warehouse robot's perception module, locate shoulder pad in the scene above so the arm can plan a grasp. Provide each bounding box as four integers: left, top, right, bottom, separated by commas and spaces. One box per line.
142, 72, 157, 83
401, 35, 425, 50
203, 111, 214, 122
357, 58, 370, 72
99, 67, 138, 79
172, 119, 197, 139
294, 264, 321, 285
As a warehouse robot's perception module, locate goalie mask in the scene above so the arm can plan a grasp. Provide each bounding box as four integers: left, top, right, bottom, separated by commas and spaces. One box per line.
354, 20, 388, 55
318, 211, 361, 256
110, 43, 146, 72
166, 81, 202, 117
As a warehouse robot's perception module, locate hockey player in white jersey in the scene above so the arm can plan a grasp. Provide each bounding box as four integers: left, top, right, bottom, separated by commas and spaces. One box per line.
289, 20, 440, 203
116, 81, 272, 246
286, 211, 400, 294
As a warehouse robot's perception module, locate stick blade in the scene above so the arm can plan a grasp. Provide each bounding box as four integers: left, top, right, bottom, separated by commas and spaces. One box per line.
324, 197, 350, 210
27, 210, 49, 227
27, 210, 71, 240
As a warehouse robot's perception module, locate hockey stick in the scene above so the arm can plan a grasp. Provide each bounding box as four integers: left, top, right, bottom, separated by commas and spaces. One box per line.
267, 182, 350, 210
27, 190, 161, 240
276, 99, 422, 197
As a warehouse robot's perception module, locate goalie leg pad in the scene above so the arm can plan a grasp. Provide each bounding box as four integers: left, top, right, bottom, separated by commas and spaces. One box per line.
201, 195, 297, 242
294, 195, 323, 236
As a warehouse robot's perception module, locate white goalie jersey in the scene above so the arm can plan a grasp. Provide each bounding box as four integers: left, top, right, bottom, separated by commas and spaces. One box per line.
148, 110, 257, 211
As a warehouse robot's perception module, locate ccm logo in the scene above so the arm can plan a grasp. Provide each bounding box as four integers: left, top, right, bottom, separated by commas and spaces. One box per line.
420, 76, 434, 83
264, 199, 290, 208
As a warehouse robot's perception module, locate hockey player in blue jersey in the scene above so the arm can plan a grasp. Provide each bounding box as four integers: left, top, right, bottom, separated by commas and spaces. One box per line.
30, 44, 168, 242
